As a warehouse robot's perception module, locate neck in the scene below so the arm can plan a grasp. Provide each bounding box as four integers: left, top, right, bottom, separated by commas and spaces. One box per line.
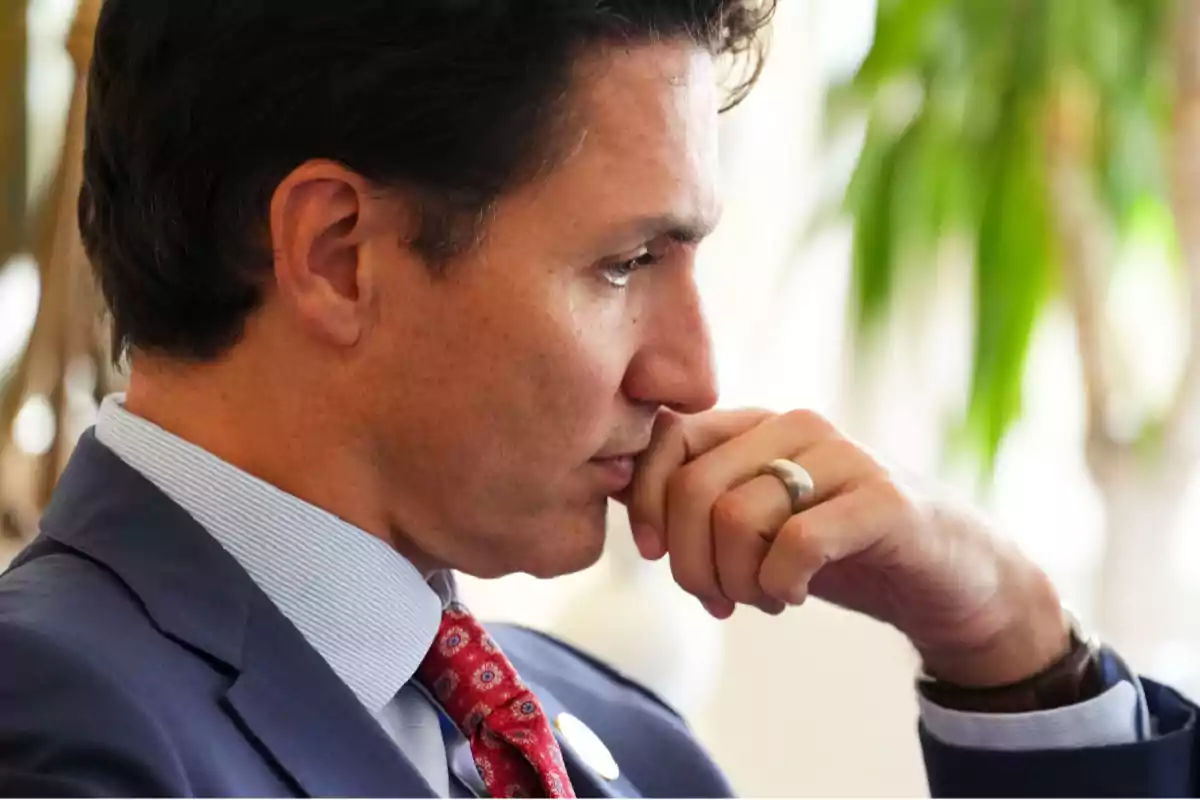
121, 355, 441, 576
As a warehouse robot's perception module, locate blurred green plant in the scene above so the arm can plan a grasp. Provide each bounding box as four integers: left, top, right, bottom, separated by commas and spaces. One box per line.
834, 0, 1174, 466
832, 0, 1200, 650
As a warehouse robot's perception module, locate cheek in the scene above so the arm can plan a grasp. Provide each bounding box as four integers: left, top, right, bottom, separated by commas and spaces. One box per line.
511, 292, 636, 443
367, 256, 637, 473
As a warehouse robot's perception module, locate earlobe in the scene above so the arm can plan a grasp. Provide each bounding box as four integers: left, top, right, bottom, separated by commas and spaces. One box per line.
269, 161, 373, 348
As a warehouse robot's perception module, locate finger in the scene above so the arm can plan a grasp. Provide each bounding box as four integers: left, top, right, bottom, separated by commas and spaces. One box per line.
710, 437, 878, 610
756, 438, 883, 539
626, 413, 686, 559
665, 410, 841, 606
711, 477, 786, 608
627, 408, 770, 560
758, 481, 900, 606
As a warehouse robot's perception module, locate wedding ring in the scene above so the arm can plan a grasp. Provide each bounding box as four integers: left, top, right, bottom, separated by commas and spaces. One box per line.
759, 458, 815, 514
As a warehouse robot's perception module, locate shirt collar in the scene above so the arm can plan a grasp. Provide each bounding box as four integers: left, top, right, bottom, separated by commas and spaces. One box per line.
94, 394, 444, 714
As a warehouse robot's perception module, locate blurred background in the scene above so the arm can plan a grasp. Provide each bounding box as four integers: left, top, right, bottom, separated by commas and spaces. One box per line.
2, 0, 1198, 795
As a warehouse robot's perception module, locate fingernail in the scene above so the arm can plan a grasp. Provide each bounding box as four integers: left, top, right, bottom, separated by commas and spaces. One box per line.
631, 523, 664, 560
702, 598, 735, 620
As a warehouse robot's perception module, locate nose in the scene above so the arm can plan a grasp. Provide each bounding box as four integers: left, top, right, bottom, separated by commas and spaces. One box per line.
622, 268, 719, 415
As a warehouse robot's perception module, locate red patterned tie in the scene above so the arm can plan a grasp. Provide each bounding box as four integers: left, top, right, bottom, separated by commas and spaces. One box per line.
417, 603, 576, 799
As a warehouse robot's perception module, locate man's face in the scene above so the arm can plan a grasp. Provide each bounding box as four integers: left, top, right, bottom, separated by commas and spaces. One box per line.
357, 41, 722, 578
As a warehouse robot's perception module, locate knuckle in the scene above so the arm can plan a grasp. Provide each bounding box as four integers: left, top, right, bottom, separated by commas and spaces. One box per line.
826, 437, 862, 463
778, 513, 815, 548
759, 564, 806, 606
775, 518, 829, 571
710, 493, 753, 536
827, 437, 889, 480
758, 568, 784, 599
781, 408, 835, 436
666, 463, 715, 506
712, 493, 778, 544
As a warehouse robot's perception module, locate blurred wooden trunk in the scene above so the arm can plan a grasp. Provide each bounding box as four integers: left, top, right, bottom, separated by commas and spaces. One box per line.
1056, 0, 1200, 671
0, 1, 25, 269
0, 0, 115, 542
0, 1, 28, 541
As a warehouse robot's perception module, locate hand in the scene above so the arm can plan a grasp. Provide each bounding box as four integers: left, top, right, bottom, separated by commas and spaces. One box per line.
623, 407, 1071, 688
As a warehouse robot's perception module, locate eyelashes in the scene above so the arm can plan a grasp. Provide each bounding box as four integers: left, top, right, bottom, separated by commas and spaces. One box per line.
601, 249, 664, 288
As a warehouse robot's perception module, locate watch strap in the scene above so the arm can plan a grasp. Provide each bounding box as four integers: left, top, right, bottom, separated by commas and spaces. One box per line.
918, 620, 1104, 714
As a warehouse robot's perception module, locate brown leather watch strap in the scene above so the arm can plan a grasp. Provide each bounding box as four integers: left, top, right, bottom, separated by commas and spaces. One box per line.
918, 627, 1105, 714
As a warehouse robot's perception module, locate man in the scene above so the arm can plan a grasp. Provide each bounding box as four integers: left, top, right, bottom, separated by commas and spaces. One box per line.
0, 1, 1195, 797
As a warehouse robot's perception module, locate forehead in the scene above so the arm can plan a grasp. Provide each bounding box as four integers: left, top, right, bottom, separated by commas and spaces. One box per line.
571, 40, 719, 170
501, 41, 723, 248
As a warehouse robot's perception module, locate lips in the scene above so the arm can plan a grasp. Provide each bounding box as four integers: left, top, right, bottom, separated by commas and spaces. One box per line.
589, 455, 636, 493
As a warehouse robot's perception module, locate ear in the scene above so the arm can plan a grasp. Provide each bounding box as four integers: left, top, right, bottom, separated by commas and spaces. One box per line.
268, 160, 398, 348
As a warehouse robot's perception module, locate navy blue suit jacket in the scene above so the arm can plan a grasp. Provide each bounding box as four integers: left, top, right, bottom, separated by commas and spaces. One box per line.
0, 432, 1197, 797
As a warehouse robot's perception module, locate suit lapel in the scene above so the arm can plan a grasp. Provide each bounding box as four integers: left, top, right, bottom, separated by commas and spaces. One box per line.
40, 432, 435, 798
225, 592, 436, 798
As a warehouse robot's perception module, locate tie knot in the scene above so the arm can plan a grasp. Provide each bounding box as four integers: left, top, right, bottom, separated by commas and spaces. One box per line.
416, 603, 575, 798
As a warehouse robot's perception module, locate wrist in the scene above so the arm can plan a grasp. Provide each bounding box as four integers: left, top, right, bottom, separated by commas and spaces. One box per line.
918, 563, 1071, 688
919, 618, 1104, 713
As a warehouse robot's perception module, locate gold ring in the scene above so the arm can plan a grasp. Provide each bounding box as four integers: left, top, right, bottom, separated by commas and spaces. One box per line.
759, 458, 815, 514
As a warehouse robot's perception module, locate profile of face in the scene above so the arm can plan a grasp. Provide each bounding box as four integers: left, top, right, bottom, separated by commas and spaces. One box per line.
267, 41, 722, 579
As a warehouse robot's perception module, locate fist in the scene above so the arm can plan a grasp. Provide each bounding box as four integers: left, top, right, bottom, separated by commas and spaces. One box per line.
623, 408, 1070, 687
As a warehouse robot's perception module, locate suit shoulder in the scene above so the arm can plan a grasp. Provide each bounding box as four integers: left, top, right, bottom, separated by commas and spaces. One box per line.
0, 615, 188, 795
0, 535, 149, 635
488, 623, 683, 719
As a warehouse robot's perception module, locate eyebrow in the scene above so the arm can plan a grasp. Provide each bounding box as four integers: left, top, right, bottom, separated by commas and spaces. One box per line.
605, 211, 722, 252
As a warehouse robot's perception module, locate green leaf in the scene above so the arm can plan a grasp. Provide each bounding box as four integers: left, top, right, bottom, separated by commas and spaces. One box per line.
823, 79, 869, 137
967, 110, 1053, 468
960, 0, 1053, 469
892, 110, 973, 263
848, 120, 922, 334
853, 0, 954, 94
833, 0, 1172, 476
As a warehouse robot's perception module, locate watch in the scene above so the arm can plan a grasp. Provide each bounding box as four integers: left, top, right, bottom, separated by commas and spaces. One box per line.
917, 612, 1105, 714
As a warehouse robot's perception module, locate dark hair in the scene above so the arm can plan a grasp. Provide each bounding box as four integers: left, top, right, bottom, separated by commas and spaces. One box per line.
80, 0, 776, 361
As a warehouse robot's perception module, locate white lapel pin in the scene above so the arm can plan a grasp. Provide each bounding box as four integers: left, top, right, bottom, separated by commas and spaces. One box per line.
554, 712, 621, 781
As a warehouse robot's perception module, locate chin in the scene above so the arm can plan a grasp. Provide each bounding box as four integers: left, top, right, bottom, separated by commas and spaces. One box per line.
452, 502, 608, 580
524, 542, 606, 579
518, 504, 609, 579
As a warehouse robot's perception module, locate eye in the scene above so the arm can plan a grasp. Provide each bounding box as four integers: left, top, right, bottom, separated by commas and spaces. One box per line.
601, 247, 665, 289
